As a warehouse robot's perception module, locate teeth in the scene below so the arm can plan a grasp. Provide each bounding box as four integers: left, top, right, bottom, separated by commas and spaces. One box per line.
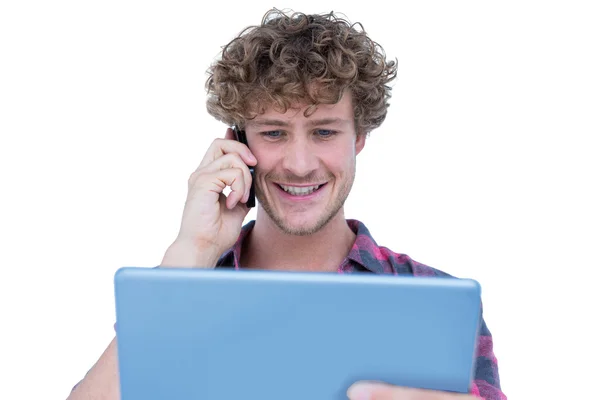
280, 184, 321, 196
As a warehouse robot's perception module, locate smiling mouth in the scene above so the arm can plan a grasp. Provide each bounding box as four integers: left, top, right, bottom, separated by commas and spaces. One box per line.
277, 183, 326, 196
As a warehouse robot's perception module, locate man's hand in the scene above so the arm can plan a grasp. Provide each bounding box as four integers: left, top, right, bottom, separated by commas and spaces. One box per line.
161, 127, 257, 268
347, 382, 479, 400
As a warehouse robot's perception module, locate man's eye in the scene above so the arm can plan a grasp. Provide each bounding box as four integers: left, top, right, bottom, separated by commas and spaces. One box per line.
315, 129, 335, 138
262, 130, 283, 138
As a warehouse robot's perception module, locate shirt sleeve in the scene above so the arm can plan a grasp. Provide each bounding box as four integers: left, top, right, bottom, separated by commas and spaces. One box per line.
470, 314, 507, 400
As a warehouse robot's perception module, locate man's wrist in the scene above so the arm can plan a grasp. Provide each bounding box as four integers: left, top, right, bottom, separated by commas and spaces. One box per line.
160, 240, 221, 268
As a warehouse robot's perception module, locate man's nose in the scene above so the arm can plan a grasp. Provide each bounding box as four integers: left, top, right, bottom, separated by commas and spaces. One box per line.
281, 136, 319, 178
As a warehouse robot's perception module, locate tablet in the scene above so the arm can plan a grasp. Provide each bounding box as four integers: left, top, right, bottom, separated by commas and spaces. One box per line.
114, 267, 481, 400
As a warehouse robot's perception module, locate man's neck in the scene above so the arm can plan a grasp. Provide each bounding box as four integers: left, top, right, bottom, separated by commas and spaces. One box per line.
241, 210, 356, 272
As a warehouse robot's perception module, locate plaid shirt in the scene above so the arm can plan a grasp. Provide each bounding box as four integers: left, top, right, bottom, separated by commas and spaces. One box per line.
217, 219, 507, 400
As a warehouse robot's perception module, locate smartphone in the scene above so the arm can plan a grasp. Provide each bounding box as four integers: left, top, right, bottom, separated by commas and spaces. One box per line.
233, 126, 255, 208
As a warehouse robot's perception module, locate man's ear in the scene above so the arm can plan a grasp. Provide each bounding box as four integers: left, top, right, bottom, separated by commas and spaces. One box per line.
355, 133, 366, 155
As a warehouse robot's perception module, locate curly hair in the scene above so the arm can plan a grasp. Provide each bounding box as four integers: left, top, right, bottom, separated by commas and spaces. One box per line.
205, 9, 397, 135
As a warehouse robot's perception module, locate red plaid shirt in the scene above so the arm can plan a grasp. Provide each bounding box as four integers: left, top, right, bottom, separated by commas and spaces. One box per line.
217, 219, 507, 400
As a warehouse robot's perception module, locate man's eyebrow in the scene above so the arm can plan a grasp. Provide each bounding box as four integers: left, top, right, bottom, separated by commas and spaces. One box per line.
247, 118, 351, 128
246, 119, 290, 128
306, 118, 351, 127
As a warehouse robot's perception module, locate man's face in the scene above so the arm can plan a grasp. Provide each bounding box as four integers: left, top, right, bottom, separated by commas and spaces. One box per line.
244, 91, 366, 236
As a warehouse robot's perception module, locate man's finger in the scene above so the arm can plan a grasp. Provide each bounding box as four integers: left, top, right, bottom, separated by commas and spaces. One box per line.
224, 127, 236, 140
196, 136, 256, 171
347, 381, 477, 400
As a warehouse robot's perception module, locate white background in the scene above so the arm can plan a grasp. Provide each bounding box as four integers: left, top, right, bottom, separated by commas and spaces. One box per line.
1, 1, 598, 399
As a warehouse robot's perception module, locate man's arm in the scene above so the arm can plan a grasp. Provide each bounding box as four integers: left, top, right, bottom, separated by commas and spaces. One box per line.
67, 338, 119, 400
67, 243, 223, 400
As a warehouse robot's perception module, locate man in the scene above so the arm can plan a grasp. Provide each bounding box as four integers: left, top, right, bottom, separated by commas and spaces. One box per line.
68, 9, 506, 400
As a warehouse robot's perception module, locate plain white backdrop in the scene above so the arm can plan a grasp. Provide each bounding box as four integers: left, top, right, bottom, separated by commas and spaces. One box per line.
1, 1, 598, 399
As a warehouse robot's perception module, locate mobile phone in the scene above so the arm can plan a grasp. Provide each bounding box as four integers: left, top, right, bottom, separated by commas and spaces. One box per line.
233, 126, 255, 208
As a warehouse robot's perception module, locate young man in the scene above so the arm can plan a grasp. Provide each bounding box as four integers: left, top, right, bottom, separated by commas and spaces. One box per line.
68, 9, 506, 400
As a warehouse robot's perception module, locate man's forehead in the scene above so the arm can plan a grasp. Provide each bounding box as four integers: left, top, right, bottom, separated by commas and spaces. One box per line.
245, 92, 354, 128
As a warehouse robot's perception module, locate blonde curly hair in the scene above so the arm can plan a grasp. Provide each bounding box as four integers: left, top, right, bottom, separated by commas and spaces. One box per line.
206, 9, 397, 135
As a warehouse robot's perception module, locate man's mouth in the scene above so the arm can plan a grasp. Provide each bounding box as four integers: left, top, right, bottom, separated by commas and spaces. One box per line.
277, 183, 326, 196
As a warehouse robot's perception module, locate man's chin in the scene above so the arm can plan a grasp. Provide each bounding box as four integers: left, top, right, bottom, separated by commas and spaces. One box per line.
270, 216, 313, 235
277, 224, 322, 236
257, 191, 343, 236
272, 210, 340, 236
